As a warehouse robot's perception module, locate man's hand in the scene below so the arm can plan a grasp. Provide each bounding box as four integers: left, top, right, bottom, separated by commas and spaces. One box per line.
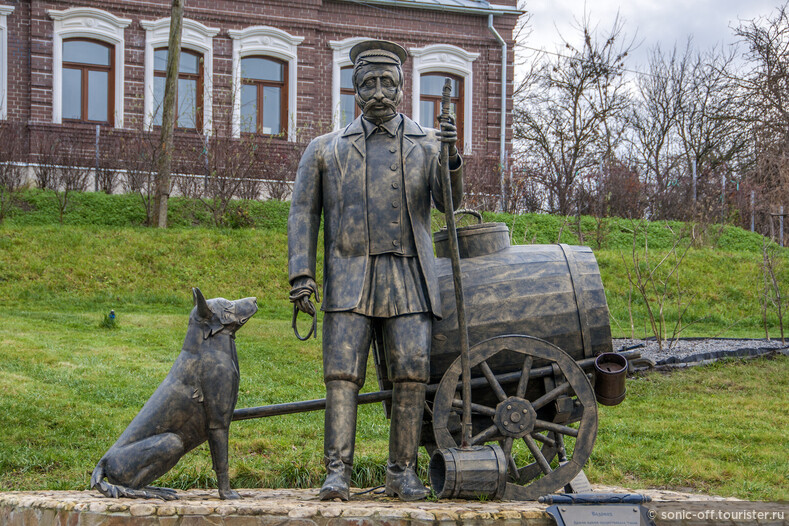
439, 116, 458, 159
289, 277, 320, 316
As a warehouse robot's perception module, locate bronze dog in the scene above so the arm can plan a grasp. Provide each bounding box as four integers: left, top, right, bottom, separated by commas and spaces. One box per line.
91, 288, 257, 500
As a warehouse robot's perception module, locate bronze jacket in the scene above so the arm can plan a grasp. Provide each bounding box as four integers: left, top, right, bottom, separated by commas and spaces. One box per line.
287, 114, 463, 319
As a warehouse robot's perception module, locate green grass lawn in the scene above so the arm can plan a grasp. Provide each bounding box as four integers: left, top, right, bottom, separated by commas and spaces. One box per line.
0, 191, 787, 500
0, 305, 786, 500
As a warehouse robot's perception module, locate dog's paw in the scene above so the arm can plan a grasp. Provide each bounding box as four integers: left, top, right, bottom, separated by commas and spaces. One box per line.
219, 489, 242, 500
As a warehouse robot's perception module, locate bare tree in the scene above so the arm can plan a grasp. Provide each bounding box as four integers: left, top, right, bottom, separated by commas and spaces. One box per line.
733, 3, 789, 225
0, 121, 26, 222
462, 155, 503, 212
259, 140, 305, 201
52, 136, 90, 224
95, 128, 122, 194
513, 13, 634, 215
759, 236, 786, 343
628, 43, 691, 219
197, 132, 261, 227
621, 221, 700, 350
32, 130, 60, 191
594, 159, 646, 219
120, 125, 161, 226
153, 0, 184, 228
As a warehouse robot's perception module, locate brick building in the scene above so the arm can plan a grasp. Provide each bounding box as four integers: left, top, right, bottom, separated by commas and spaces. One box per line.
0, 0, 521, 194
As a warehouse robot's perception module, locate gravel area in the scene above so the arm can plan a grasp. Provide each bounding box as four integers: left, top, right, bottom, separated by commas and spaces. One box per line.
613, 338, 789, 368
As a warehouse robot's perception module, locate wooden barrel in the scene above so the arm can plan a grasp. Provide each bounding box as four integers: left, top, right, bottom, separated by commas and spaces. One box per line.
429, 444, 508, 500
430, 224, 612, 386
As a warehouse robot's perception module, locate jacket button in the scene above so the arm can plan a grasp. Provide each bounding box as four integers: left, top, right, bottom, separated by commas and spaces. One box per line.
392, 182, 399, 189
390, 163, 397, 171
389, 146, 397, 153
392, 240, 399, 247
392, 201, 399, 208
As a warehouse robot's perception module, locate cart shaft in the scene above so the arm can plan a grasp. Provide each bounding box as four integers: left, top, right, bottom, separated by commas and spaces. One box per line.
232, 349, 641, 422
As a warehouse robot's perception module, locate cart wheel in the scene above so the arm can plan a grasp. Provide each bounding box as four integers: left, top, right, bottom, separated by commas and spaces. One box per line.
431, 335, 598, 500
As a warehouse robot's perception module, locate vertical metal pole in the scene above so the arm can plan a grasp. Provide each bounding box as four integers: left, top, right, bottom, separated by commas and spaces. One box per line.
781, 206, 785, 247
94, 124, 100, 192
721, 173, 726, 222
598, 161, 604, 215
692, 159, 697, 202
751, 190, 755, 232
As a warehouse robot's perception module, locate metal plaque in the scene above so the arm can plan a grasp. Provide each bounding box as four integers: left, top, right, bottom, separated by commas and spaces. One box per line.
547, 504, 648, 526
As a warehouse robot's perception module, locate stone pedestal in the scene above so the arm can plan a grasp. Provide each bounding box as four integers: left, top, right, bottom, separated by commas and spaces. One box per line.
0, 488, 554, 526
0, 485, 751, 526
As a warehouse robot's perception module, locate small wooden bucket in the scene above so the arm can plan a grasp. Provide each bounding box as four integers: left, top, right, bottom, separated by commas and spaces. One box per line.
594, 352, 627, 406
429, 444, 508, 500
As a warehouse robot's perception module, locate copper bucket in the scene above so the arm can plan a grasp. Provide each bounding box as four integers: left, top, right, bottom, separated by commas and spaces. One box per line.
594, 353, 627, 406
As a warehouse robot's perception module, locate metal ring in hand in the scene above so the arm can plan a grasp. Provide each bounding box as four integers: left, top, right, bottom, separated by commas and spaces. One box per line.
292, 304, 317, 341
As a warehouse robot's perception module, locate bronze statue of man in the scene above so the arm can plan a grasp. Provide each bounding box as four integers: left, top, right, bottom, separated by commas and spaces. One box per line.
288, 40, 463, 501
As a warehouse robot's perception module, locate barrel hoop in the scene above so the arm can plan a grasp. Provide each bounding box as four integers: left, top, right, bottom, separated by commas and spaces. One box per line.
558, 244, 593, 358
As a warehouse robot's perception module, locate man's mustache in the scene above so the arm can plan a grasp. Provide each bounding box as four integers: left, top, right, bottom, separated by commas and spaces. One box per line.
356, 92, 400, 116
363, 98, 397, 113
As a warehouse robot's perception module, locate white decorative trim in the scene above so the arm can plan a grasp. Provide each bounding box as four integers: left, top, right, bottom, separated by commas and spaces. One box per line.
228, 26, 303, 140
0, 5, 13, 120
141, 18, 219, 134
48, 7, 131, 127
410, 44, 478, 153
328, 37, 367, 131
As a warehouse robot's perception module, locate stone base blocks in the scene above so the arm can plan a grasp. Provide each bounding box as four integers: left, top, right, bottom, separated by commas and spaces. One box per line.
0, 488, 555, 526
0, 486, 750, 526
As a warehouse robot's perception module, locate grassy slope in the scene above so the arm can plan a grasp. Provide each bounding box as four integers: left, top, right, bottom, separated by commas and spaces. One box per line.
0, 190, 787, 499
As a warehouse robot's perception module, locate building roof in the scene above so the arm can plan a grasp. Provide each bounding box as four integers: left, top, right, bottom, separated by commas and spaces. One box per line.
336, 0, 523, 16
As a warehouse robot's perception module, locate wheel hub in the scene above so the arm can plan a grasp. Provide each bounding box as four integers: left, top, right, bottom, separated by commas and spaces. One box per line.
494, 397, 536, 438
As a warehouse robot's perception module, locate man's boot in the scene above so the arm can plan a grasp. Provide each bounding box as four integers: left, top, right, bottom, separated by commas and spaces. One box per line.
320, 380, 358, 501
385, 381, 430, 501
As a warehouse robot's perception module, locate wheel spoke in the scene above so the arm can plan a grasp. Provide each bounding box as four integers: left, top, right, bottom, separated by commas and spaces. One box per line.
524, 435, 553, 475
515, 356, 533, 398
470, 424, 499, 445
555, 432, 568, 462
500, 437, 519, 479
480, 360, 508, 402
534, 419, 579, 437
531, 432, 556, 448
451, 398, 496, 417
531, 381, 571, 411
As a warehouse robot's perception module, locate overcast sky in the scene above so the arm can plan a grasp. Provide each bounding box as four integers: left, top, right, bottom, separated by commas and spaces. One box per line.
525, 0, 782, 68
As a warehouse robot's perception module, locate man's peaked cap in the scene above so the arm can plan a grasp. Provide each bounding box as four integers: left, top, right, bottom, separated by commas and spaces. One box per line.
350, 40, 408, 66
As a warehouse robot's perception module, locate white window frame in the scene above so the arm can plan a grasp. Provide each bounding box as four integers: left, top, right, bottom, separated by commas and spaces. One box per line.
0, 5, 13, 120
228, 26, 303, 141
329, 37, 368, 131
141, 17, 219, 134
410, 44, 479, 154
48, 7, 131, 127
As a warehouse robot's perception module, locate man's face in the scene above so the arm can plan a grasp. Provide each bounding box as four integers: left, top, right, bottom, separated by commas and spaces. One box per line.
354, 64, 402, 121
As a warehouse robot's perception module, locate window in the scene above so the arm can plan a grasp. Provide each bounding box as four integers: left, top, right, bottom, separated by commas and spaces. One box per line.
0, 5, 13, 120
240, 56, 287, 135
229, 26, 303, 140
152, 48, 203, 129
338, 66, 360, 128
62, 39, 114, 123
410, 44, 478, 153
418, 74, 463, 149
48, 7, 131, 127
329, 37, 367, 131
141, 18, 218, 134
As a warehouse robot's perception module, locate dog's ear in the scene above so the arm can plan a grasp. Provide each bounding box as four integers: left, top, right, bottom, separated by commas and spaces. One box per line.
193, 288, 211, 320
